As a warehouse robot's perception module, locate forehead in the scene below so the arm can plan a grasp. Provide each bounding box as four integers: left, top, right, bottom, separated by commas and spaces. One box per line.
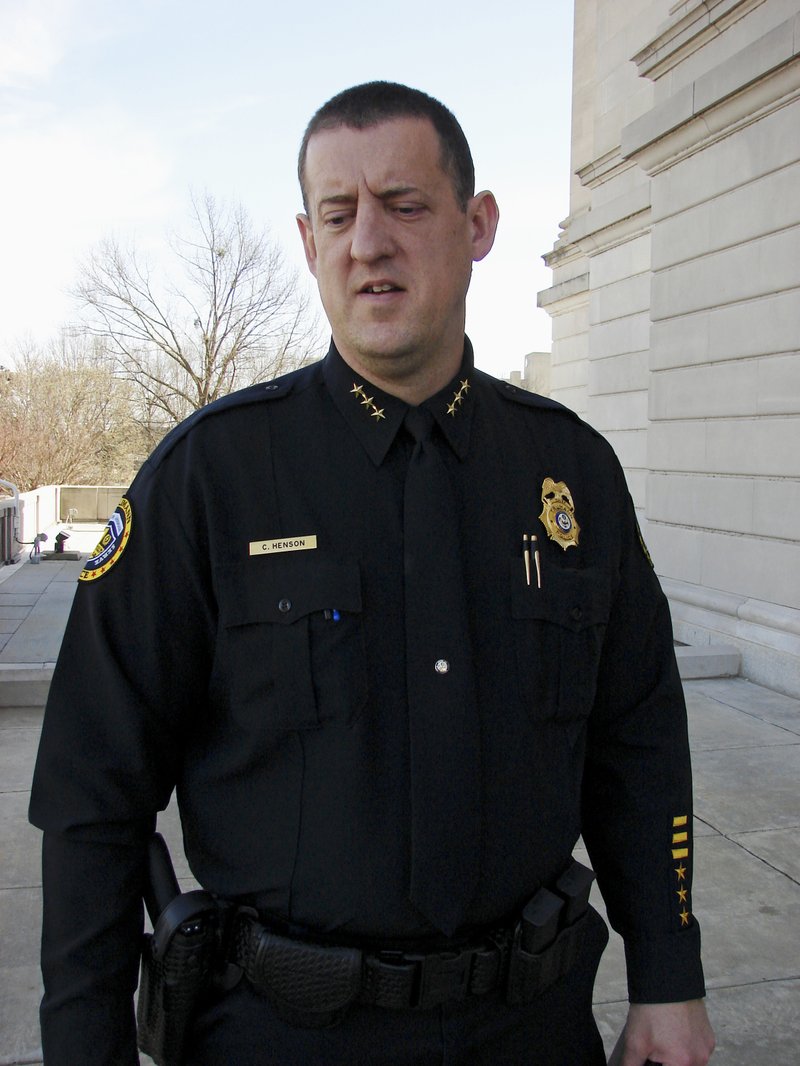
303, 117, 450, 206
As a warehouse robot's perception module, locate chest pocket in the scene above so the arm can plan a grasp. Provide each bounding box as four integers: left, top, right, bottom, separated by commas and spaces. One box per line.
213, 555, 368, 733
511, 564, 612, 722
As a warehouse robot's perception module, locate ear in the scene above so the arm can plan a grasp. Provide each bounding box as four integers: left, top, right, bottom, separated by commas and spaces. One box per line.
467, 191, 499, 263
296, 213, 318, 278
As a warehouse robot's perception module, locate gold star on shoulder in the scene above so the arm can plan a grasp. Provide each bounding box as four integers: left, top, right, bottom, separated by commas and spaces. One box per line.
446, 377, 471, 417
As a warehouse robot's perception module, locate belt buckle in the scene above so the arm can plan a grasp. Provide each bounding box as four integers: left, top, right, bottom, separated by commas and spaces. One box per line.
412, 947, 473, 1009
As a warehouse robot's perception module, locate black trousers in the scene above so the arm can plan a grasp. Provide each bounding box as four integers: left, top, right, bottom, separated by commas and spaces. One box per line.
185, 908, 610, 1065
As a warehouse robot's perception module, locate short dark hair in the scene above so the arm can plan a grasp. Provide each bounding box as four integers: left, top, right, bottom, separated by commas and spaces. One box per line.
298, 81, 475, 212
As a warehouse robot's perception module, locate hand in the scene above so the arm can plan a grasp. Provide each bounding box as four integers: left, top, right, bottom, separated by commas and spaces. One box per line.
620, 1000, 715, 1066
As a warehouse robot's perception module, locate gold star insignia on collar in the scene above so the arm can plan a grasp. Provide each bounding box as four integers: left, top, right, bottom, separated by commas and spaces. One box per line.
446, 377, 470, 417
350, 381, 386, 424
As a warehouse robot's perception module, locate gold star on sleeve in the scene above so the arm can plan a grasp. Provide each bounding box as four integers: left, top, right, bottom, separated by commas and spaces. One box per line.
676, 887, 688, 904
675, 863, 687, 881
679, 908, 691, 927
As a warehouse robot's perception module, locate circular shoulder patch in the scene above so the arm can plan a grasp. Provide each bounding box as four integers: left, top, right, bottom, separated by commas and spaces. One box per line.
79, 498, 133, 582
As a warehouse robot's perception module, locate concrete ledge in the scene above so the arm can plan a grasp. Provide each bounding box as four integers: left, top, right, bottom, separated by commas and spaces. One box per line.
537, 272, 590, 309
0, 664, 54, 708
676, 643, 740, 680
663, 576, 800, 696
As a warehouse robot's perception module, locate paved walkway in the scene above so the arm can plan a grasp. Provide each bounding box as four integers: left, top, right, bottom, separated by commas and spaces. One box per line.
1, 553, 798, 1064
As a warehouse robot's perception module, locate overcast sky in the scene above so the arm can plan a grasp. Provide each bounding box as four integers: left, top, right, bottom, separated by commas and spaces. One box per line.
0, 0, 575, 381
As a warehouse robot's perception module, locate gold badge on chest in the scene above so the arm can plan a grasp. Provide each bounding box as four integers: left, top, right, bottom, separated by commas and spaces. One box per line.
539, 478, 580, 551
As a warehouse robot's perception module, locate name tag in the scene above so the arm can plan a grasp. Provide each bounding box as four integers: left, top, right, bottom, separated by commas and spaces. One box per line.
249, 535, 318, 556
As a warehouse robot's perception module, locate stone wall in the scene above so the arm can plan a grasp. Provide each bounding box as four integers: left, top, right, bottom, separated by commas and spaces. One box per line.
539, 0, 800, 695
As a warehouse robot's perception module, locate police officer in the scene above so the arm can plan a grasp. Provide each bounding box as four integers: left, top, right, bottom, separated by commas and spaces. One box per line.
30, 82, 715, 1065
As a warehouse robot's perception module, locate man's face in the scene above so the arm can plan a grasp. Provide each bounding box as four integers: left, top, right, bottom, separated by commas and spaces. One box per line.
297, 117, 497, 389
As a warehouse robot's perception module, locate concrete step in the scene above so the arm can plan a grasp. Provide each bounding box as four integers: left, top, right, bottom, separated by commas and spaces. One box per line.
0, 665, 53, 708
675, 643, 740, 680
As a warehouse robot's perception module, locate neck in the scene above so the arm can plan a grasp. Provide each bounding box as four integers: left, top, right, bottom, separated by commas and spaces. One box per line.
334, 344, 465, 406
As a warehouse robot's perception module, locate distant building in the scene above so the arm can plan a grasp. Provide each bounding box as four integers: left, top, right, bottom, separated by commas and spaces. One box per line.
505, 351, 551, 396
538, 0, 800, 695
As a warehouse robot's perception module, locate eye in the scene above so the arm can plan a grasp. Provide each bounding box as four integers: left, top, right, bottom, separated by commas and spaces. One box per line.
321, 207, 354, 229
393, 203, 424, 218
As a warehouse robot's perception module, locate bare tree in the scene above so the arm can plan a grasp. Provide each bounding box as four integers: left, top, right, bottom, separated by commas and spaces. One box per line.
74, 193, 322, 431
0, 334, 146, 492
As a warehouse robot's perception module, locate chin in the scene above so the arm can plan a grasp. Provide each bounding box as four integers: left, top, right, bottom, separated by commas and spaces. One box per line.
352, 333, 421, 366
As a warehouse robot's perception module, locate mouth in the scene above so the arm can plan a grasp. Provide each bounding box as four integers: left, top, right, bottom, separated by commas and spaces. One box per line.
359, 282, 403, 295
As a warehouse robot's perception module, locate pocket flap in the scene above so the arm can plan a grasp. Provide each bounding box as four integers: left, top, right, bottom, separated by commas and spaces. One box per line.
218, 556, 363, 627
511, 564, 612, 631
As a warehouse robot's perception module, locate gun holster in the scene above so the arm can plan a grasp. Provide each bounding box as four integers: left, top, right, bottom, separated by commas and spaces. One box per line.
137, 834, 237, 1066
136, 890, 221, 1066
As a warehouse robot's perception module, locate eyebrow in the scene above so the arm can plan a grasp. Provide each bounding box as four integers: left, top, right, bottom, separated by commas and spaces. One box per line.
317, 185, 423, 210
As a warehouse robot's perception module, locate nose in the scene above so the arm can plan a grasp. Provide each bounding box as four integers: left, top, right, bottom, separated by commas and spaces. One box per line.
350, 199, 395, 262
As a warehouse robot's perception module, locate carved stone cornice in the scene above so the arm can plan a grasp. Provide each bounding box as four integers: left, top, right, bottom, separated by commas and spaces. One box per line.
622, 14, 800, 174
634, 0, 769, 82
623, 54, 800, 174
536, 273, 590, 314
576, 148, 636, 190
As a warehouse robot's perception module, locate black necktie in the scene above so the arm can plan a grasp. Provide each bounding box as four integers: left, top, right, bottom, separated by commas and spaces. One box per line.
402, 406, 480, 935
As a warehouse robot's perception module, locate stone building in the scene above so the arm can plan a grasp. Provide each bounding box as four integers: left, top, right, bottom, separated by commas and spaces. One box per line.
538, 0, 800, 696
506, 351, 552, 395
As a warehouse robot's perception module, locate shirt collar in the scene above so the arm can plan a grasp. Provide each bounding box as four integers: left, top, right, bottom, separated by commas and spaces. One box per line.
322, 339, 476, 466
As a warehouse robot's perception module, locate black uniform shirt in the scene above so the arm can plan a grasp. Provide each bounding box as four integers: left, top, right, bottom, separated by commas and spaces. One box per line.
30, 340, 705, 1058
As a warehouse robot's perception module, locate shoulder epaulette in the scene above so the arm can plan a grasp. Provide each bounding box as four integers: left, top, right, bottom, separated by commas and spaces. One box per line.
146, 359, 321, 469
480, 371, 605, 442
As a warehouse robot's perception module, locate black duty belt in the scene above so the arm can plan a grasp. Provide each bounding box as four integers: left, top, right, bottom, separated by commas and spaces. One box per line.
228, 858, 596, 1028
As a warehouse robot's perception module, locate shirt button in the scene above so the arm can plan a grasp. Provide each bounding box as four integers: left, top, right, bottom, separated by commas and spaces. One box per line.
571, 606, 583, 621
435, 659, 450, 674
278, 598, 292, 613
